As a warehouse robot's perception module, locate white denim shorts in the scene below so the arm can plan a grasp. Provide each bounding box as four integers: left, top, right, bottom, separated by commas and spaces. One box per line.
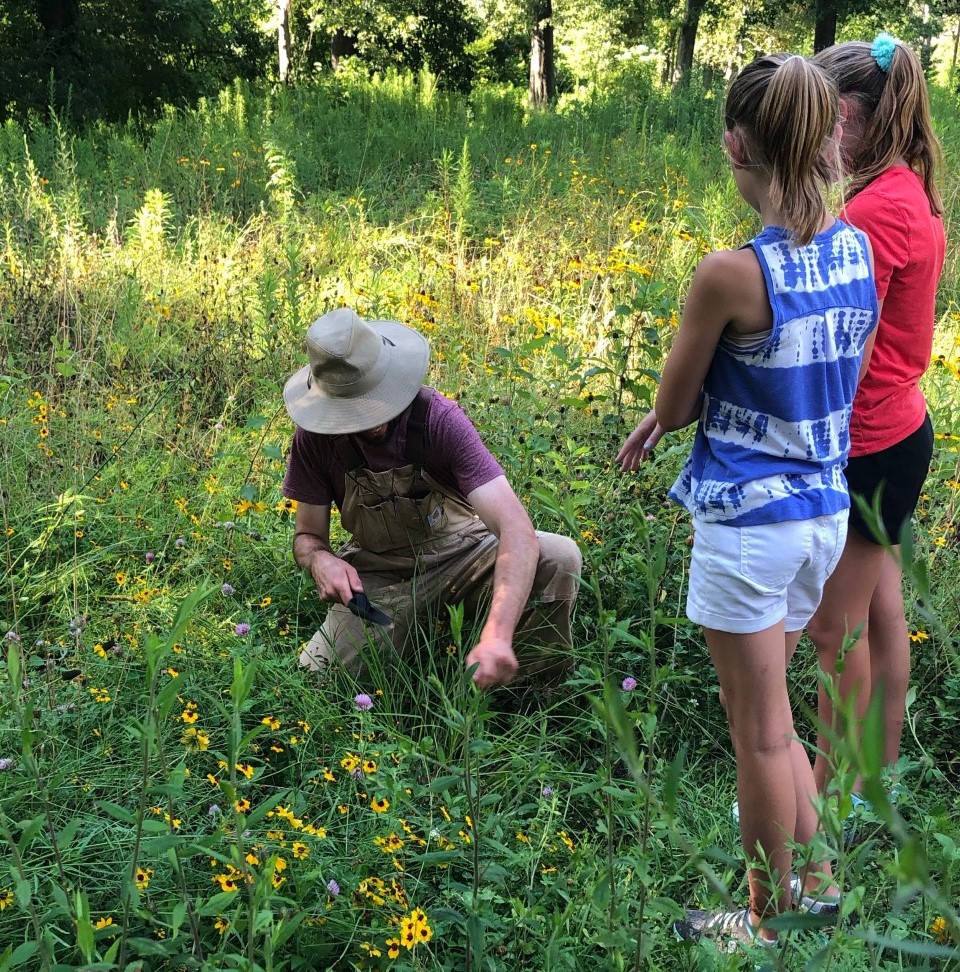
686, 510, 849, 635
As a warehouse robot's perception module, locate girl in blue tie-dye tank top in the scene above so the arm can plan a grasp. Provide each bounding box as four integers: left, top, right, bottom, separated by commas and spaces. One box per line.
618, 55, 878, 949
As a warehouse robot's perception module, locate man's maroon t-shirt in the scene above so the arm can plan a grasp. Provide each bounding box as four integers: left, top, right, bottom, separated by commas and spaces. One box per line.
282, 387, 505, 510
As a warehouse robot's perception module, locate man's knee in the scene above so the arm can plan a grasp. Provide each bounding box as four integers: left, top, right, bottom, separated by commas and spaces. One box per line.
302, 605, 388, 677
534, 532, 582, 600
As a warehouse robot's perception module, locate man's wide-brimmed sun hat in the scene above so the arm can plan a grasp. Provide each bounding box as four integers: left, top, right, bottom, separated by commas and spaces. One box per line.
284, 308, 430, 434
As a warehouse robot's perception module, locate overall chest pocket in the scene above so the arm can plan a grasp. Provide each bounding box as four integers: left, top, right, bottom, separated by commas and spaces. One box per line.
347, 468, 449, 553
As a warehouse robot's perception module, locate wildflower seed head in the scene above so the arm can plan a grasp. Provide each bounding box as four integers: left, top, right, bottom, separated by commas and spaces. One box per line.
354, 693, 374, 711
221, 583, 236, 596
621, 676, 638, 692
327, 879, 341, 896
4, 631, 19, 644
235, 622, 250, 636
175, 537, 186, 547
145, 551, 155, 564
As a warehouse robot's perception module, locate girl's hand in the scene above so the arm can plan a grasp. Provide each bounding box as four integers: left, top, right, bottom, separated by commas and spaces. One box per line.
616, 411, 666, 472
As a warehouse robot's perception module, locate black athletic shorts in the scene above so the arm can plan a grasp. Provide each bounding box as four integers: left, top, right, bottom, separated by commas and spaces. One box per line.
846, 413, 934, 544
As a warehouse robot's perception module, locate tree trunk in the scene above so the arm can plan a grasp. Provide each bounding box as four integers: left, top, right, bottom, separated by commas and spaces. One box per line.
813, 1, 837, 53
952, 17, 960, 87
277, 0, 292, 83
673, 0, 707, 87
529, 0, 555, 108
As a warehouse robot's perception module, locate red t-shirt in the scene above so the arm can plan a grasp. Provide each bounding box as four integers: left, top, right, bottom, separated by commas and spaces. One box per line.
282, 387, 505, 509
842, 166, 945, 457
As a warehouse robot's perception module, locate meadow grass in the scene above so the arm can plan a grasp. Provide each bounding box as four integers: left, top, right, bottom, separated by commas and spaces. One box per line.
0, 66, 959, 970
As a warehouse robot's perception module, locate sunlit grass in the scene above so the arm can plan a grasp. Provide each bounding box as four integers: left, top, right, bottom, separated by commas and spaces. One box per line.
0, 67, 958, 968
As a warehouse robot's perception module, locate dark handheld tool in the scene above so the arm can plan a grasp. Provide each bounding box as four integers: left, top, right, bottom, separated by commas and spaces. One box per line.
346, 592, 392, 626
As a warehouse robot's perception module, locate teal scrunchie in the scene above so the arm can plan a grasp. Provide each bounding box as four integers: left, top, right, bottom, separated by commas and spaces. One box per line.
871, 32, 898, 72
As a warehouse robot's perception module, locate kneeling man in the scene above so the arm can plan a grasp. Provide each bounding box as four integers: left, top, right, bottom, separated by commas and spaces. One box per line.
282, 308, 582, 689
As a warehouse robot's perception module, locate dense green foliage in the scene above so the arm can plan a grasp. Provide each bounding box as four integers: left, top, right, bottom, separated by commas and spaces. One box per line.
3, 0, 959, 125
0, 68, 959, 969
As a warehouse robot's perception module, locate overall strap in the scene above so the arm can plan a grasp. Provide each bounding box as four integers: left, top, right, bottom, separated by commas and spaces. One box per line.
405, 387, 431, 466
332, 434, 366, 472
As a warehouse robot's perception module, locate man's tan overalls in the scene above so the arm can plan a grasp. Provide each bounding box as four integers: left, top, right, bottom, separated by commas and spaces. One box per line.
300, 391, 582, 682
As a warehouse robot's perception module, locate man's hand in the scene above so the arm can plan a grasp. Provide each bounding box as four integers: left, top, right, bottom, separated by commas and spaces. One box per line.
308, 548, 362, 606
616, 410, 665, 472
293, 502, 362, 606
465, 635, 519, 689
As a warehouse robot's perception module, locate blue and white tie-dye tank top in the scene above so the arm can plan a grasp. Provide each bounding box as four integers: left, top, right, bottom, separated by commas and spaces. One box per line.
669, 220, 878, 526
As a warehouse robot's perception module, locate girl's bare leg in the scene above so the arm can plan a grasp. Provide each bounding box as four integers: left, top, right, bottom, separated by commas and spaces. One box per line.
706, 622, 796, 938
867, 549, 910, 767
806, 530, 887, 791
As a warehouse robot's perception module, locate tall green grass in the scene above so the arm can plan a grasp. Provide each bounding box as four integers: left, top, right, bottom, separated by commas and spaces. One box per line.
0, 66, 958, 970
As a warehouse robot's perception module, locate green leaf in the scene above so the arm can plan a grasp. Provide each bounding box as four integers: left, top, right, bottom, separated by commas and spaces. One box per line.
466, 913, 485, 960
852, 930, 960, 959
198, 891, 245, 917
165, 585, 218, 653
245, 414, 269, 430
6, 941, 39, 968
75, 891, 94, 961
171, 900, 187, 938
6, 642, 20, 694
662, 745, 686, 816
272, 912, 307, 949
95, 801, 134, 823
15, 816, 45, 855
13, 879, 31, 910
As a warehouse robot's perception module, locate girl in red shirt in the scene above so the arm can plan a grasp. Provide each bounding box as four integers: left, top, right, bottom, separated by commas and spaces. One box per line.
808, 35, 945, 803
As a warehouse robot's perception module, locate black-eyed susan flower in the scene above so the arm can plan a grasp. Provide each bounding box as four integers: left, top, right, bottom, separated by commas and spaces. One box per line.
135, 866, 153, 890
181, 727, 209, 751
370, 796, 389, 814
214, 916, 230, 935
0, 889, 13, 910
212, 873, 238, 893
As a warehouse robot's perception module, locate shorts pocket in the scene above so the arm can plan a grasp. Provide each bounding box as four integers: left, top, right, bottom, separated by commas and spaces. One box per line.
823, 513, 847, 578
739, 523, 796, 592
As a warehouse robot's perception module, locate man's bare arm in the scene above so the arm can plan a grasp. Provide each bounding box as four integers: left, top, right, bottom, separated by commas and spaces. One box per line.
293, 501, 361, 605
462, 476, 539, 688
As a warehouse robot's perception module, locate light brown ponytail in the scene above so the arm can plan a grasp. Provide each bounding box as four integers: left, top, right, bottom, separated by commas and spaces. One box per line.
725, 54, 838, 245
